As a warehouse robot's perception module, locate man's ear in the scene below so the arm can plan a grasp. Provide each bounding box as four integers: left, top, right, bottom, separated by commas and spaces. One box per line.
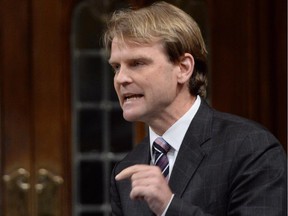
177, 53, 194, 84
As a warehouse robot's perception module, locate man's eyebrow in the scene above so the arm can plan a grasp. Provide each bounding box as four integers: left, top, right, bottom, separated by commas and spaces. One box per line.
130, 56, 153, 63
108, 56, 153, 64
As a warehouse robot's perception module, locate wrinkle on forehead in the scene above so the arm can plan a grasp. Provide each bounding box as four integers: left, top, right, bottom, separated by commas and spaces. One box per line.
113, 36, 162, 49
109, 37, 165, 62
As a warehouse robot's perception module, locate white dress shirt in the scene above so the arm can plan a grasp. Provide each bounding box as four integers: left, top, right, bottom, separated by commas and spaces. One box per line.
149, 95, 201, 215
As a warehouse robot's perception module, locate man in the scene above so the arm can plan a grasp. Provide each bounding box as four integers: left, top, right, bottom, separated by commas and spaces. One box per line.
103, 1, 286, 215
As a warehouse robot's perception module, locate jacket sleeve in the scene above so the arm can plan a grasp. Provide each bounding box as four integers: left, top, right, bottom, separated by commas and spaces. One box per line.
167, 196, 213, 216
227, 133, 287, 216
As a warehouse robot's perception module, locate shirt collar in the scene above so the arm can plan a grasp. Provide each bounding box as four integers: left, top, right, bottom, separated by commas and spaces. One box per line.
149, 95, 201, 154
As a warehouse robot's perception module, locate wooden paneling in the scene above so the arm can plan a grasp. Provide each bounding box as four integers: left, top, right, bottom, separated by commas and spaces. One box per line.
0, 0, 74, 215
207, 0, 287, 149
0, 0, 34, 214
31, 0, 73, 215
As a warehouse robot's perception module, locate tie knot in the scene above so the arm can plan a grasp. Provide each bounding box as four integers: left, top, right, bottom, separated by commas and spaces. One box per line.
153, 137, 171, 154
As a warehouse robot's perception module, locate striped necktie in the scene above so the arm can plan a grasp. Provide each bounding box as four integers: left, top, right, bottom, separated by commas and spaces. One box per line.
153, 137, 171, 178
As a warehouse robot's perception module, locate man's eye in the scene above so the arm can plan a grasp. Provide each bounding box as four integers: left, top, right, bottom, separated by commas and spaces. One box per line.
132, 61, 144, 67
111, 64, 120, 73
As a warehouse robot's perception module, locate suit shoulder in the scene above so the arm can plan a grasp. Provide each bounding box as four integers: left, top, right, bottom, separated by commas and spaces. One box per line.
213, 110, 268, 133
211, 109, 281, 148
197, 99, 275, 140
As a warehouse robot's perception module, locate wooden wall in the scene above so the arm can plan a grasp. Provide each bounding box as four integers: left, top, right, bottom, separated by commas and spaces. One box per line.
207, 0, 287, 150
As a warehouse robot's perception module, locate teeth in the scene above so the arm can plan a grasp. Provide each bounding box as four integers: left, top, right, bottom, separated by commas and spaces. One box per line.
125, 95, 142, 101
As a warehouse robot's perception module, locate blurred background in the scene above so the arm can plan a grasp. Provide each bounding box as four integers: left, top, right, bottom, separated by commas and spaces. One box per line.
0, 0, 286, 215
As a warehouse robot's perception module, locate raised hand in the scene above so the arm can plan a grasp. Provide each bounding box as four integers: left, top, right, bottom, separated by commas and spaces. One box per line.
116, 164, 173, 215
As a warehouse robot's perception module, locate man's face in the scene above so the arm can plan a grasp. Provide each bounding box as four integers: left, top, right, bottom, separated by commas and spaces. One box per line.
109, 37, 181, 124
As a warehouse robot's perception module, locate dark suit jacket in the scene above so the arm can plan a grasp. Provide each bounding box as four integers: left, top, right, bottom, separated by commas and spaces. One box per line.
110, 99, 287, 216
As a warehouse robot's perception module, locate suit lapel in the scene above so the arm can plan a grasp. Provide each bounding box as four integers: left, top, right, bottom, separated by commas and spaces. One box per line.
169, 100, 212, 196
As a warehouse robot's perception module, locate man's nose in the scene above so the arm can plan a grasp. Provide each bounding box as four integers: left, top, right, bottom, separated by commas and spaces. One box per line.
114, 67, 132, 84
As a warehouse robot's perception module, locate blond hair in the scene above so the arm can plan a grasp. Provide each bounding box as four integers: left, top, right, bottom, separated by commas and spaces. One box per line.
103, 1, 208, 97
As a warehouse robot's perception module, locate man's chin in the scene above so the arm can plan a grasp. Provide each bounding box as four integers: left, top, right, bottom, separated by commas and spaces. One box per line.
122, 112, 141, 122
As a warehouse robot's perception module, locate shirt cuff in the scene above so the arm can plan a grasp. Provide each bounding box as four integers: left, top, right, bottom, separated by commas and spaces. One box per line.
161, 194, 175, 216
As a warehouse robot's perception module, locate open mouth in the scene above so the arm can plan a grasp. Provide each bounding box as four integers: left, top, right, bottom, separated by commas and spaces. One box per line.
124, 94, 144, 102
